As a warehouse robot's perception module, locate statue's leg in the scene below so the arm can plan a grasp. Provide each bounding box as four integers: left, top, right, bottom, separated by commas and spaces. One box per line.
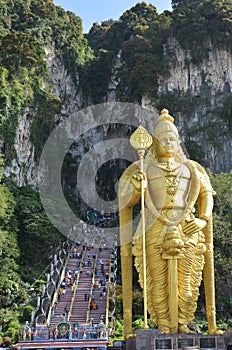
178, 244, 200, 333
146, 244, 170, 333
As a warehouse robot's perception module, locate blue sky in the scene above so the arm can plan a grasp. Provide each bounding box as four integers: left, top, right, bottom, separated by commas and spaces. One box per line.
53, 0, 172, 33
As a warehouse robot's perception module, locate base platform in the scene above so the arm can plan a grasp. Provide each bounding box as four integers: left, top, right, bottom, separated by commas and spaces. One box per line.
126, 330, 226, 350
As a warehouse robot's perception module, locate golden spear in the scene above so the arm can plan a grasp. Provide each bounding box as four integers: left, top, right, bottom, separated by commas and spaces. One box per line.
130, 125, 153, 329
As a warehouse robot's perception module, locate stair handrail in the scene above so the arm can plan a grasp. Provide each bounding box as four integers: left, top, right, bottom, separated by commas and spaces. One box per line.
46, 241, 73, 326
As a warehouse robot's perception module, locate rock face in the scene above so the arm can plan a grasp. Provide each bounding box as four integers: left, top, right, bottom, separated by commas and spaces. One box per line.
159, 37, 232, 95
156, 37, 232, 173
4, 108, 36, 187
4, 37, 232, 187
44, 44, 83, 116
4, 43, 83, 187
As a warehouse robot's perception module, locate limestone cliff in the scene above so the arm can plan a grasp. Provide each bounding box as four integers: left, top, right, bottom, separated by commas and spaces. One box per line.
5, 35, 232, 188
157, 37, 232, 173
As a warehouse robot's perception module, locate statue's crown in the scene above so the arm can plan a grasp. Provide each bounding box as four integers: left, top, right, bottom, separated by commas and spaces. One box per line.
156, 108, 174, 124
153, 108, 179, 138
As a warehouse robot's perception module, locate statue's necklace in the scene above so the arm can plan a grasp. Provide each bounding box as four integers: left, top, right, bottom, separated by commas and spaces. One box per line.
158, 164, 183, 196
156, 161, 182, 173
164, 173, 180, 196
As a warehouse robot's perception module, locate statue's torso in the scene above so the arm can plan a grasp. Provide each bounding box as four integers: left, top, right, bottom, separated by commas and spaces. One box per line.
147, 163, 191, 211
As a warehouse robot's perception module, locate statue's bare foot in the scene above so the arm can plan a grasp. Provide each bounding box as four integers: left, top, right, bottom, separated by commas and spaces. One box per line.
159, 326, 170, 334
179, 325, 195, 334
209, 329, 224, 335
125, 333, 136, 339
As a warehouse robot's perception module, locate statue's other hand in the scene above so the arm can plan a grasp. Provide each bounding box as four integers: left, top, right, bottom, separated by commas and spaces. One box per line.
131, 171, 147, 191
183, 218, 207, 235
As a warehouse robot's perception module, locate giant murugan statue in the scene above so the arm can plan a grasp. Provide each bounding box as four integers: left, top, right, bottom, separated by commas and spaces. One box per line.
119, 108, 221, 336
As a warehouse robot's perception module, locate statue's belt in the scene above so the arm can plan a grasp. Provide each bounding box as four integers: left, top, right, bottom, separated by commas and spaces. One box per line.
160, 208, 184, 222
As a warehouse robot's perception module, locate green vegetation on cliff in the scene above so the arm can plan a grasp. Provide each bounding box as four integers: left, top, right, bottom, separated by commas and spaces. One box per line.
1, 0, 232, 152
85, 0, 232, 102
0, 0, 93, 160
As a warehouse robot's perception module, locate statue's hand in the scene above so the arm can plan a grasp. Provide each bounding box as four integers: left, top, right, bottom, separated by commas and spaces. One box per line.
183, 218, 207, 235
131, 171, 147, 192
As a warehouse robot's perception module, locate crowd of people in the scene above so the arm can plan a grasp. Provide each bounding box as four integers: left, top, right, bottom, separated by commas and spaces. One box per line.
20, 220, 116, 343
55, 227, 110, 320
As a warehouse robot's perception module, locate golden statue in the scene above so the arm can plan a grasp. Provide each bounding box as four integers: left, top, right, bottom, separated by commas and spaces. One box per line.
119, 108, 221, 336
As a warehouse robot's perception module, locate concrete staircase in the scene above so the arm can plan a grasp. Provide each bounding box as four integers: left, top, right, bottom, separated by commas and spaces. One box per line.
48, 227, 114, 330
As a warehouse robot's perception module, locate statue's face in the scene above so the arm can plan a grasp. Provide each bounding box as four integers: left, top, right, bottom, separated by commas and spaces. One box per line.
156, 131, 179, 158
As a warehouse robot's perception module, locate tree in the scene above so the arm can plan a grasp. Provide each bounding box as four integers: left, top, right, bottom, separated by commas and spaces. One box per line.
14, 185, 64, 280
172, 0, 232, 63
0, 155, 20, 308
0, 155, 24, 341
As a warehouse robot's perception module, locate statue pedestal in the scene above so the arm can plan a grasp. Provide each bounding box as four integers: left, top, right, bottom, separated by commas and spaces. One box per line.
131, 330, 226, 350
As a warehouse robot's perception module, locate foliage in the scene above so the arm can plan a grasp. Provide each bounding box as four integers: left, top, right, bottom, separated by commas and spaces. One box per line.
132, 289, 144, 317
131, 317, 157, 330
0, 174, 65, 339
85, 3, 173, 102
79, 49, 113, 104
1, 0, 232, 145
213, 95, 232, 136
85, 0, 232, 102
157, 90, 212, 117
132, 318, 144, 330
171, 0, 232, 64
0, 21, 47, 158
117, 4, 172, 102
0, 159, 42, 342
117, 35, 159, 102
86, 20, 121, 54
0, 0, 93, 159
0, 156, 24, 341
191, 314, 209, 334
209, 171, 232, 282
12, 184, 64, 280
5, 320, 21, 341
19, 305, 35, 324
0, 155, 21, 309
30, 91, 61, 160
113, 319, 124, 338
193, 313, 231, 333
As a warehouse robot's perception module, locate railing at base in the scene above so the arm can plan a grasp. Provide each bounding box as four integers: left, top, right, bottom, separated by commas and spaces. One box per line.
19, 324, 108, 342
